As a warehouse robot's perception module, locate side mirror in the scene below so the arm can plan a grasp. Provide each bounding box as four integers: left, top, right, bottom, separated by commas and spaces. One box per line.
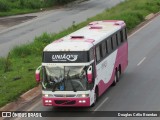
35, 66, 42, 83
87, 66, 93, 84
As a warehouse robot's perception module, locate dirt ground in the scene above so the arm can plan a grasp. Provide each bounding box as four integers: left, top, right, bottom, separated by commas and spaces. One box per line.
0, 16, 36, 32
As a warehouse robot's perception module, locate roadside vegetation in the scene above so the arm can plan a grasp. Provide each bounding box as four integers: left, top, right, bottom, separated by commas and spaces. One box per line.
0, 0, 160, 107
0, 0, 77, 16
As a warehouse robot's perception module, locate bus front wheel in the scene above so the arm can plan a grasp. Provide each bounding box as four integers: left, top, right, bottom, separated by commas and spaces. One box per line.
112, 70, 118, 86
91, 88, 98, 107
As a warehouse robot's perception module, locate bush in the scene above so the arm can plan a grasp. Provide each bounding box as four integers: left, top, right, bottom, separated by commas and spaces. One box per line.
0, 54, 12, 73
10, 45, 32, 58
19, 0, 43, 9
34, 32, 52, 43
4, 53, 12, 73
53, 0, 76, 5
0, 58, 5, 71
0, 0, 10, 11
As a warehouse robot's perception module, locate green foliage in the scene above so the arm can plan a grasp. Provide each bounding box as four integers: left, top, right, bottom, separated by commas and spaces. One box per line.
4, 53, 12, 73
0, 0, 11, 11
0, 0, 77, 16
0, 54, 12, 73
53, 0, 76, 5
19, 0, 43, 9
10, 45, 32, 58
86, 0, 160, 31
109, 11, 144, 30
0, 55, 40, 107
0, 58, 5, 71
34, 32, 52, 44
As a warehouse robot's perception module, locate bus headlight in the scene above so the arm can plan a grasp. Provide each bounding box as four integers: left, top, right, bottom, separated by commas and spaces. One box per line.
77, 94, 89, 98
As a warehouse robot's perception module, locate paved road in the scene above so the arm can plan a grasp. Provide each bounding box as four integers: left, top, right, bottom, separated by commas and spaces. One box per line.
10, 13, 160, 120
0, 0, 124, 57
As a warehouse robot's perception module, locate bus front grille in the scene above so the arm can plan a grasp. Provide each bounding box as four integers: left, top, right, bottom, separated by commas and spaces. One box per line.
54, 94, 76, 97
55, 100, 76, 105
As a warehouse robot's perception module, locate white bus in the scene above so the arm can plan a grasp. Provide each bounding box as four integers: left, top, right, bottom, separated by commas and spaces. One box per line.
35, 20, 128, 107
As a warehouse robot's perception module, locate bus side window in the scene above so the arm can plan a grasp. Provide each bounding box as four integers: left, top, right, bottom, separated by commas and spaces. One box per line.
120, 30, 124, 43
111, 34, 117, 50
121, 28, 127, 42
106, 38, 112, 54
96, 45, 101, 62
117, 32, 121, 45
101, 41, 107, 58
123, 28, 127, 40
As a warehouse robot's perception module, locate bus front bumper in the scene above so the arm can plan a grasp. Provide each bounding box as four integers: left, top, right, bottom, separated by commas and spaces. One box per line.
43, 97, 90, 107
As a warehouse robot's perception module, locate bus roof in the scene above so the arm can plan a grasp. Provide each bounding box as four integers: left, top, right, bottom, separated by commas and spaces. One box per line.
44, 20, 126, 52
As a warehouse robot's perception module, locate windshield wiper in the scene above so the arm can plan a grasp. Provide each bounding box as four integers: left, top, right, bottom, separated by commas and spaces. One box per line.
66, 69, 77, 92
71, 81, 77, 92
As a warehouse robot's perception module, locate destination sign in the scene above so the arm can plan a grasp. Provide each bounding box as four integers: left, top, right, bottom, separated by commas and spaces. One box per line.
43, 51, 90, 63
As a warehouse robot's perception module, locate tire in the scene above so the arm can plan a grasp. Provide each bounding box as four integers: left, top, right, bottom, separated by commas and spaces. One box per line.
117, 65, 121, 82
112, 70, 118, 86
117, 70, 120, 82
91, 89, 98, 107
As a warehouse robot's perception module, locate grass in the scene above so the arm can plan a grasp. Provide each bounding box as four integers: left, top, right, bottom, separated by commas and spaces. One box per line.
0, 9, 39, 17
0, 0, 77, 17
0, 55, 40, 106
0, 0, 160, 107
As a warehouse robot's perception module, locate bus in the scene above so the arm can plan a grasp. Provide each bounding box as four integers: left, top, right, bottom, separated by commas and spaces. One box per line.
35, 20, 128, 107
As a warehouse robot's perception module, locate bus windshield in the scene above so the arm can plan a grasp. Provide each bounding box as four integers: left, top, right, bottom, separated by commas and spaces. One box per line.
42, 66, 89, 91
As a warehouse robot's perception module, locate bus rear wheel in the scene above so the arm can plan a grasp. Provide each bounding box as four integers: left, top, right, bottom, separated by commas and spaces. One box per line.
117, 70, 120, 82
117, 65, 121, 82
